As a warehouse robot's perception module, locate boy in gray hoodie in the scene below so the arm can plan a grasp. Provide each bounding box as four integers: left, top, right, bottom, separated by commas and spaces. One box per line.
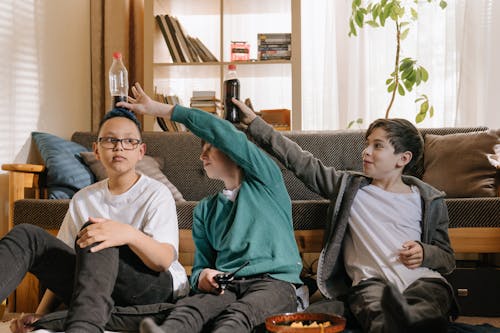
237, 99, 455, 333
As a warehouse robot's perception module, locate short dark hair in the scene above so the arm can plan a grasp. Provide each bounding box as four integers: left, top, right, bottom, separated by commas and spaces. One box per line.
98, 108, 142, 137
366, 118, 423, 173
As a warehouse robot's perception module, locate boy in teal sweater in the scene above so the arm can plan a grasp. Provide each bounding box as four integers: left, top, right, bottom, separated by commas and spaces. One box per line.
118, 83, 302, 333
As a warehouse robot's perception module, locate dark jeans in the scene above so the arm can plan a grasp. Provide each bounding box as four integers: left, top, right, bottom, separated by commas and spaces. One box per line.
158, 276, 297, 333
348, 277, 452, 333
0, 223, 173, 333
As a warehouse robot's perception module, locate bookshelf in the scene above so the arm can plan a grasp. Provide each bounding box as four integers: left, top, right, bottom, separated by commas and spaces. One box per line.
143, 0, 301, 130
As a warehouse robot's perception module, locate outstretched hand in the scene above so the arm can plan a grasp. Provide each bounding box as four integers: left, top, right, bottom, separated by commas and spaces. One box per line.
116, 82, 174, 118
232, 98, 257, 126
399, 241, 424, 269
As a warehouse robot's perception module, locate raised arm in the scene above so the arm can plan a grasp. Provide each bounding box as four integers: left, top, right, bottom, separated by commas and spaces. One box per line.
118, 83, 282, 186
236, 98, 345, 199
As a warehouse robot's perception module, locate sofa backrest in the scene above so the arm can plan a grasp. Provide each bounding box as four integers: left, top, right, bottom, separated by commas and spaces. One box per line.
72, 126, 487, 201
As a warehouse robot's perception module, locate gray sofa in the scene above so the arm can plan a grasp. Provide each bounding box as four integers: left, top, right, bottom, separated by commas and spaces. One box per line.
5, 126, 500, 314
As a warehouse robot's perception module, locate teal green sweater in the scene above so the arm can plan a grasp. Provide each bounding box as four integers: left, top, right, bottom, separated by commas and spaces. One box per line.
172, 106, 302, 291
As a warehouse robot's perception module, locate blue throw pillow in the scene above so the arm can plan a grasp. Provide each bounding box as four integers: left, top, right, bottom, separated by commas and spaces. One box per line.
32, 132, 95, 199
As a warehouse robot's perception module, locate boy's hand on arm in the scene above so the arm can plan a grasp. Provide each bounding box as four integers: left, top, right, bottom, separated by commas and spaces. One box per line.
198, 268, 224, 295
399, 241, 424, 269
116, 82, 174, 118
76, 217, 134, 252
77, 217, 175, 271
232, 98, 257, 126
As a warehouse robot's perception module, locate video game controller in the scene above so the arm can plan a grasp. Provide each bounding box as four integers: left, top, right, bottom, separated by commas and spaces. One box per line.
214, 261, 250, 291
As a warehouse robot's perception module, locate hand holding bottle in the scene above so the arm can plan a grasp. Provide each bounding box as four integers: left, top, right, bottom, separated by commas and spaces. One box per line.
232, 98, 257, 126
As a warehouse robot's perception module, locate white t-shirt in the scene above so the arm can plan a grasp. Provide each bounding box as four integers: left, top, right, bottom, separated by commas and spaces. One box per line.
58, 174, 189, 299
344, 184, 443, 293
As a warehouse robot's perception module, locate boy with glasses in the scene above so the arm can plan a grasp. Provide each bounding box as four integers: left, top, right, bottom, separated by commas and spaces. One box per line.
2, 108, 188, 333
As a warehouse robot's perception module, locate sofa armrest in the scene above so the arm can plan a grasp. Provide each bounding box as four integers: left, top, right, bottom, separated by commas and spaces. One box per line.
2, 163, 45, 231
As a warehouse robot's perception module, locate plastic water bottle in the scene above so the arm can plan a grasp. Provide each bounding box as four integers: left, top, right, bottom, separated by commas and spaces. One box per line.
109, 52, 129, 107
223, 64, 240, 123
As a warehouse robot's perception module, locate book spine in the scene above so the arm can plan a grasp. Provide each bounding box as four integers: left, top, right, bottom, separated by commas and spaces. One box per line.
155, 15, 176, 63
164, 15, 186, 62
194, 37, 218, 62
171, 16, 196, 62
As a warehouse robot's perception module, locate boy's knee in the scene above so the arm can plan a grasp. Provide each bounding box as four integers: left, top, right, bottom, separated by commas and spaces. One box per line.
11, 223, 45, 237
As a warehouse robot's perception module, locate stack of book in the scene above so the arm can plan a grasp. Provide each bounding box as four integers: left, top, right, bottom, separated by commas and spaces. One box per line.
155, 14, 218, 63
154, 91, 187, 132
190, 91, 220, 115
257, 33, 291, 61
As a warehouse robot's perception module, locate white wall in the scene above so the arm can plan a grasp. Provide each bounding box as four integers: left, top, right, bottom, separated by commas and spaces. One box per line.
0, 0, 91, 236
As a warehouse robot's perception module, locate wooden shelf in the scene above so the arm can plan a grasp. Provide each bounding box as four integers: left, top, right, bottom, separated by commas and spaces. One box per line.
143, 0, 301, 130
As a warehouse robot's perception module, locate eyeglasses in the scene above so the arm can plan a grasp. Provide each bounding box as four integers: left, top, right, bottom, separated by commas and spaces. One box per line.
97, 137, 142, 150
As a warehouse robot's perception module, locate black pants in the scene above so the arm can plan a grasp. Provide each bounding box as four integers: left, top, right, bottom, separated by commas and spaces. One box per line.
158, 276, 297, 333
348, 277, 452, 333
0, 223, 173, 332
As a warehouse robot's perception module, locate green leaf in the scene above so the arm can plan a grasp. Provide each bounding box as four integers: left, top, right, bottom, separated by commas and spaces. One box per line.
411, 7, 418, 20
430, 106, 435, 117
415, 97, 425, 103
407, 70, 416, 83
400, 28, 410, 40
416, 112, 426, 123
349, 19, 357, 37
421, 67, 429, 81
372, 4, 380, 20
398, 84, 405, 96
366, 20, 379, 28
355, 10, 364, 28
353, 0, 361, 8
400, 22, 409, 27
399, 58, 415, 71
386, 78, 393, 85
387, 82, 396, 92
403, 79, 413, 91
401, 67, 414, 79
420, 101, 429, 114
415, 69, 422, 85
380, 12, 387, 26
439, 1, 447, 10
348, 120, 355, 129
356, 118, 363, 124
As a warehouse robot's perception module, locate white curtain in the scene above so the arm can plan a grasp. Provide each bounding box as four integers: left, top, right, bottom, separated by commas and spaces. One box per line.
301, 0, 500, 130
0, 0, 41, 165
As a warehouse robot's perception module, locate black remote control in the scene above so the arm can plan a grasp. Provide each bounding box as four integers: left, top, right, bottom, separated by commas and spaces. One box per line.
214, 261, 250, 291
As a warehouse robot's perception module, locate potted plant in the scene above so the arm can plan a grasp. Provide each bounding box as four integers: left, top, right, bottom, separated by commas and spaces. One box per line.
348, 0, 447, 127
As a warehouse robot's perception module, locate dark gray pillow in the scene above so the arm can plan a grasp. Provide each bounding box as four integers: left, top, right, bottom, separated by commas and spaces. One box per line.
33, 303, 175, 332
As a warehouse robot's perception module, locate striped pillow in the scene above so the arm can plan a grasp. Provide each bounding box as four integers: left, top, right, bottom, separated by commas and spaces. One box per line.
32, 132, 95, 199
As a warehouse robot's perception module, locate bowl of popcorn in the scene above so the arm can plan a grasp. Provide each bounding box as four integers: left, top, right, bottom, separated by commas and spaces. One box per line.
265, 312, 346, 332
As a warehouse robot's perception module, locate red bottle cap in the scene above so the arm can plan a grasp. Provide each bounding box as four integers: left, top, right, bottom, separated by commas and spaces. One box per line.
228, 64, 236, 70
113, 52, 122, 59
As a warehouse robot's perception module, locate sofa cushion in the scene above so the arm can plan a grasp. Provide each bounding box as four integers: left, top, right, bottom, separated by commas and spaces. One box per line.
422, 130, 500, 198
33, 303, 175, 332
32, 132, 95, 199
80, 152, 185, 202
